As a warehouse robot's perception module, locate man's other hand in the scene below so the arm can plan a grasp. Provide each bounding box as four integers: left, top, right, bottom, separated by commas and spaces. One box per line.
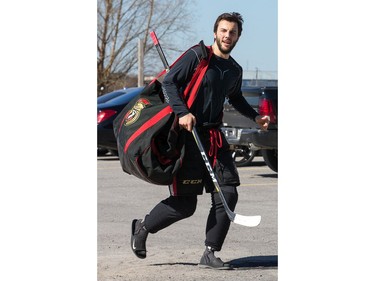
255, 115, 270, 131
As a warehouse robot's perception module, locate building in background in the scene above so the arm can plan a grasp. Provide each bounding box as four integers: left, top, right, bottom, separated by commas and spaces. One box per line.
242, 69, 278, 87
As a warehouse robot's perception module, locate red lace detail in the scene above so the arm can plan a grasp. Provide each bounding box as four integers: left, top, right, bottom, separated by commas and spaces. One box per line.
208, 129, 222, 167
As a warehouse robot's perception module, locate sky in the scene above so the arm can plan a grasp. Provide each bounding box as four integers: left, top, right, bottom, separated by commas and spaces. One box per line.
190, 0, 277, 72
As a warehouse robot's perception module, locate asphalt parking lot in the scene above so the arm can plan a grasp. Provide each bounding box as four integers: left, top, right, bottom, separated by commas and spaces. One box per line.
98, 156, 278, 281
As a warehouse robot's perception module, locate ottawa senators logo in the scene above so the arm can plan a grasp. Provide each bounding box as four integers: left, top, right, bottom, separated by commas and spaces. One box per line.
123, 98, 151, 126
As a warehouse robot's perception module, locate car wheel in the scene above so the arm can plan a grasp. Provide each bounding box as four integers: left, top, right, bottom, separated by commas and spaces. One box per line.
261, 149, 278, 172
109, 149, 119, 156
97, 147, 109, 156
232, 145, 256, 167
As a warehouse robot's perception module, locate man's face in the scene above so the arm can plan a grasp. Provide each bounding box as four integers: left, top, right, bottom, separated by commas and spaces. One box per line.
214, 20, 240, 55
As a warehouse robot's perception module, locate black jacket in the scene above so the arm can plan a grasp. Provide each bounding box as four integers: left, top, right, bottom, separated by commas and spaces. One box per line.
162, 45, 259, 126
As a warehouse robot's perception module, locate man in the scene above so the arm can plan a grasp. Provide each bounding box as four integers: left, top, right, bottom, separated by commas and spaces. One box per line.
131, 12, 270, 270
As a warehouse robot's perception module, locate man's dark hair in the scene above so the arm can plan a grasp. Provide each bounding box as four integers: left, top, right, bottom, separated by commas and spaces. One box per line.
213, 12, 244, 37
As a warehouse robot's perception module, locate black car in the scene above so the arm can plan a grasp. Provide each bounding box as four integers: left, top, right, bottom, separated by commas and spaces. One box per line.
97, 87, 144, 155
221, 86, 262, 167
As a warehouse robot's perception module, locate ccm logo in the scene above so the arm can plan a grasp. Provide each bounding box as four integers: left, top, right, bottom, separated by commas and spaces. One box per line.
182, 179, 203, 184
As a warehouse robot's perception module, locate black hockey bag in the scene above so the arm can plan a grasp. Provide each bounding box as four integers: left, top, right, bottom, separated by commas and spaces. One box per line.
113, 43, 212, 185
113, 80, 184, 185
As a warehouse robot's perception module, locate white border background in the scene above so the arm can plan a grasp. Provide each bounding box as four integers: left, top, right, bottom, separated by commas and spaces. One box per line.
1, 1, 374, 280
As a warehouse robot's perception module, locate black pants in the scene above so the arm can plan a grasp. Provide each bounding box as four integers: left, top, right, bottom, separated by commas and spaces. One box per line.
169, 130, 240, 196
144, 185, 238, 251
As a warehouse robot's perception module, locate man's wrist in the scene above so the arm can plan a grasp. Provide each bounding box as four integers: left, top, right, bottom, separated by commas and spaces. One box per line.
177, 111, 190, 118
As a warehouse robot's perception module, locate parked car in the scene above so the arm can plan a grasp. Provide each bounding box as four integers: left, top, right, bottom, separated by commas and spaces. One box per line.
97, 89, 131, 104
221, 86, 278, 172
252, 87, 278, 172
221, 86, 262, 167
98, 85, 278, 172
97, 87, 144, 155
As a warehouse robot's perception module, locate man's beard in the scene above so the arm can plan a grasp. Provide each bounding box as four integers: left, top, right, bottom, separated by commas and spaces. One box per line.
216, 38, 238, 55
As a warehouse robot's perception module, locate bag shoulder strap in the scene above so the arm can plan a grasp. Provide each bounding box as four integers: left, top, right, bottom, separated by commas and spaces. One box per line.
183, 43, 213, 109
148, 41, 212, 108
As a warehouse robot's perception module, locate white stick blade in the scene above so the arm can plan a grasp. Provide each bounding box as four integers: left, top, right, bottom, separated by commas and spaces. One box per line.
233, 214, 261, 227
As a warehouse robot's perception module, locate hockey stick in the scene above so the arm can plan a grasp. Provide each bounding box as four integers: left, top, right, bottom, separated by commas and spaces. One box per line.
191, 127, 261, 227
150, 31, 170, 72
150, 31, 261, 227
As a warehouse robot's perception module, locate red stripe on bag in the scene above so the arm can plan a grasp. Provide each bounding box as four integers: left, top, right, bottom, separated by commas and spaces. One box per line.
171, 176, 178, 196
124, 106, 173, 153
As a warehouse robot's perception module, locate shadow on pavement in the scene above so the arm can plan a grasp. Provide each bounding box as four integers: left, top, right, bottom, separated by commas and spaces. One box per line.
229, 255, 278, 269
258, 173, 278, 178
248, 162, 266, 167
97, 156, 119, 161
150, 262, 198, 267
149, 255, 278, 269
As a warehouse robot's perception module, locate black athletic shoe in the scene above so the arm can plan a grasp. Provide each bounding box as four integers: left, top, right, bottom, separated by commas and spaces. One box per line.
198, 248, 233, 270
131, 219, 149, 259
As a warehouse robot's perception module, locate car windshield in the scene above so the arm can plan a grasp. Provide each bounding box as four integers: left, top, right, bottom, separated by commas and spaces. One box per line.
97, 90, 126, 104
104, 87, 144, 105
242, 91, 261, 107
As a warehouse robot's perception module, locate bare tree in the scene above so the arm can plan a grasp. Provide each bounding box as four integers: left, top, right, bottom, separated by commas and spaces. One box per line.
97, 0, 195, 95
